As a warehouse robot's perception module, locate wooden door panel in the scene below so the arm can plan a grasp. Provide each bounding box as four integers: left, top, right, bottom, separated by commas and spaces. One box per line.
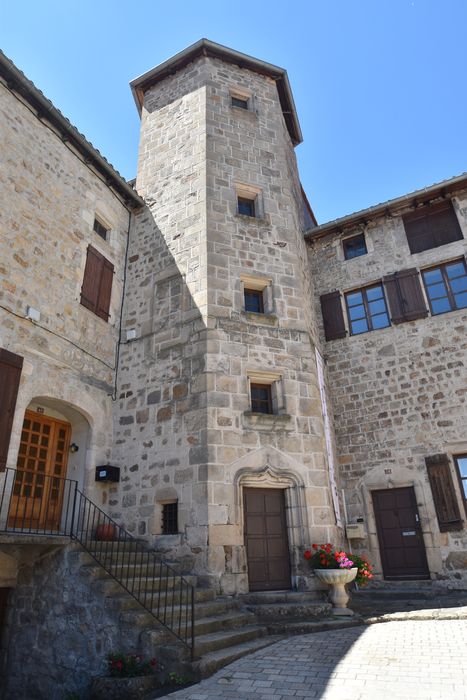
372, 487, 429, 580
8, 411, 71, 531
244, 488, 291, 591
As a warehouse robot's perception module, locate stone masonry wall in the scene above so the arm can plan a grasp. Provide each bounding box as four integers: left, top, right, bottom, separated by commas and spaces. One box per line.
308, 190, 467, 582
110, 61, 210, 573
202, 57, 342, 592
111, 55, 343, 593
0, 78, 131, 501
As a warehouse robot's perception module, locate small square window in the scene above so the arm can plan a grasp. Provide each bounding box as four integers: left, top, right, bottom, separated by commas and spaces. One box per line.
250, 383, 273, 414
231, 96, 248, 110
244, 288, 264, 313
93, 218, 109, 241
162, 502, 178, 535
238, 196, 256, 217
343, 234, 367, 260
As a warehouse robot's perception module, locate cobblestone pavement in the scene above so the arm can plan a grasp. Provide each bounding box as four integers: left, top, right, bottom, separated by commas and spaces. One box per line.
161, 620, 467, 700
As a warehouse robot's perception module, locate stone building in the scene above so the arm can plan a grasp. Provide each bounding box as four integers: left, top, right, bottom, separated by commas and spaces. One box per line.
0, 38, 466, 697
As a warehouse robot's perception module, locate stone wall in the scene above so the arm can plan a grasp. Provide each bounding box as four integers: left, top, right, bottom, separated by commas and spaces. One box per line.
0, 78, 132, 501
308, 191, 467, 582
111, 54, 343, 594
2, 544, 139, 700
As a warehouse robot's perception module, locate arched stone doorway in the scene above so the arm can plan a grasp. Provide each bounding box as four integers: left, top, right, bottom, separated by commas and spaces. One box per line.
6, 398, 91, 533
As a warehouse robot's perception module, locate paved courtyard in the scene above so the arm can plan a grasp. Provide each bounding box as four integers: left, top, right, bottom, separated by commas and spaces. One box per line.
163, 620, 467, 700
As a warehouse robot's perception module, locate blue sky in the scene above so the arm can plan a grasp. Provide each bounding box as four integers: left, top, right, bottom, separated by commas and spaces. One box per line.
2, 1, 466, 223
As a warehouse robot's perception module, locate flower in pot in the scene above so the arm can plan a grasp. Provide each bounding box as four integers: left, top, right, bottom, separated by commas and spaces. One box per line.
95, 522, 117, 541
304, 544, 373, 615
90, 653, 160, 700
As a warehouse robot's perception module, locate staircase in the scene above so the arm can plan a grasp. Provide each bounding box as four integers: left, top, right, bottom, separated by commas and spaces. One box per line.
78, 538, 333, 679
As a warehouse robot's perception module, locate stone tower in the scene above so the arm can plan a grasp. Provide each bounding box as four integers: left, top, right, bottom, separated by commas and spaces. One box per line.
112, 40, 342, 594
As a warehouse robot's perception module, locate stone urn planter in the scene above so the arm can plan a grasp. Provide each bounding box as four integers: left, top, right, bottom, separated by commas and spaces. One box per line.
90, 674, 161, 700
314, 567, 358, 615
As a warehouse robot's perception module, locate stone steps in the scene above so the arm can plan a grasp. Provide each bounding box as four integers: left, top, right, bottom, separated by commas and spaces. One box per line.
193, 635, 283, 679
194, 624, 267, 657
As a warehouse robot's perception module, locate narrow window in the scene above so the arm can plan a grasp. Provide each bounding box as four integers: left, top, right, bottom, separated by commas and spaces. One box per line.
454, 455, 467, 517
403, 200, 463, 254
238, 196, 256, 218
345, 284, 390, 335
250, 383, 273, 414
244, 288, 264, 313
231, 96, 248, 110
422, 259, 467, 316
343, 233, 367, 260
162, 502, 178, 535
93, 218, 109, 241
80, 245, 114, 321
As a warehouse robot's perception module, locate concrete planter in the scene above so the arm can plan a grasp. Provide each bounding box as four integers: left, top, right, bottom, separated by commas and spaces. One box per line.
314, 567, 358, 615
90, 674, 161, 700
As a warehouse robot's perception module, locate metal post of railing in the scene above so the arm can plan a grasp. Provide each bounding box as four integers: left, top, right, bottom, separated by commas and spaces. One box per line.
191, 585, 195, 660
70, 480, 78, 538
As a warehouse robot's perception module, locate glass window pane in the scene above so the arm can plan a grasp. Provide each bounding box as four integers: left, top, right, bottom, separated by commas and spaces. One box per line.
426, 282, 447, 300
343, 234, 367, 260
445, 261, 466, 279
351, 319, 369, 335
372, 313, 390, 329
463, 480, 467, 499
431, 297, 452, 315
454, 291, 467, 309
369, 299, 386, 315
423, 268, 443, 284
450, 276, 467, 294
366, 286, 383, 301
346, 291, 363, 307
349, 304, 366, 321
457, 458, 467, 478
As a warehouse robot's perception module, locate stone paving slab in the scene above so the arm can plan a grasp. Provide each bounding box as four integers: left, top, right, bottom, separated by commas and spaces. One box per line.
156, 620, 467, 699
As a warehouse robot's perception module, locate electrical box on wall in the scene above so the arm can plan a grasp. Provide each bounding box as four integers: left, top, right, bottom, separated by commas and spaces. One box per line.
346, 522, 366, 539
95, 465, 120, 483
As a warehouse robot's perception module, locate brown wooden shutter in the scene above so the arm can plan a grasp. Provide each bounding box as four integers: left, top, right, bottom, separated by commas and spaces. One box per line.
80, 246, 103, 313
425, 454, 463, 532
403, 201, 462, 254
383, 268, 428, 324
320, 291, 346, 341
80, 246, 113, 322
0, 349, 23, 472
96, 258, 114, 321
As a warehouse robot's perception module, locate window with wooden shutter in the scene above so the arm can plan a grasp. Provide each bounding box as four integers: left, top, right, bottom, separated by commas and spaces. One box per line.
403, 201, 463, 254
0, 348, 23, 472
383, 268, 428, 324
425, 454, 463, 532
80, 245, 114, 321
320, 291, 346, 341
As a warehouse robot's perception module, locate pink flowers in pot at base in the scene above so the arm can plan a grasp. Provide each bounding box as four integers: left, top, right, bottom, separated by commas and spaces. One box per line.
304, 543, 373, 586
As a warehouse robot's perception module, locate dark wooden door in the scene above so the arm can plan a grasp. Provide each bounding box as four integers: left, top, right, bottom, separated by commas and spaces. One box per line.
244, 488, 291, 591
372, 487, 430, 580
8, 411, 71, 531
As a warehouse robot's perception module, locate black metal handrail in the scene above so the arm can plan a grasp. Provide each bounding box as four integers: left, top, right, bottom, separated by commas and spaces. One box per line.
0, 468, 195, 658
0, 467, 77, 536
72, 489, 195, 657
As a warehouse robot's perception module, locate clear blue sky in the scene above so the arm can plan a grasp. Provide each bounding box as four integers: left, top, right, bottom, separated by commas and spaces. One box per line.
2, 1, 466, 223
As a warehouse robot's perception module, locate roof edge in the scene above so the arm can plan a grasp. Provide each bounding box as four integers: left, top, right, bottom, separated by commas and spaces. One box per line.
0, 50, 144, 209
305, 172, 467, 241
130, 38, 303, 145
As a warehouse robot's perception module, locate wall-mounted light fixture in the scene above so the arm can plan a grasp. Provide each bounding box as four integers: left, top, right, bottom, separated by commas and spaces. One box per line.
69, 443, 79, 453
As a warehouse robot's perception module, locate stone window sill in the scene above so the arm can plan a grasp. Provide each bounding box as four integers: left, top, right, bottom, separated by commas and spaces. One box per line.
242, 411, 293, 431
235, 213, 270, 226
244, 311, 278, 326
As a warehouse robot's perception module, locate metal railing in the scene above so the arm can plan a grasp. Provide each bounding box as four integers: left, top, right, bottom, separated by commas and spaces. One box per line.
0, 468, 195, 658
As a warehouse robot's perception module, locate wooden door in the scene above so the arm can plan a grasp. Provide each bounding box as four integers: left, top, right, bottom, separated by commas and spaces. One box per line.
372, 487, 430, 580
8, 411, 71, 531
244, 488, 291, 591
